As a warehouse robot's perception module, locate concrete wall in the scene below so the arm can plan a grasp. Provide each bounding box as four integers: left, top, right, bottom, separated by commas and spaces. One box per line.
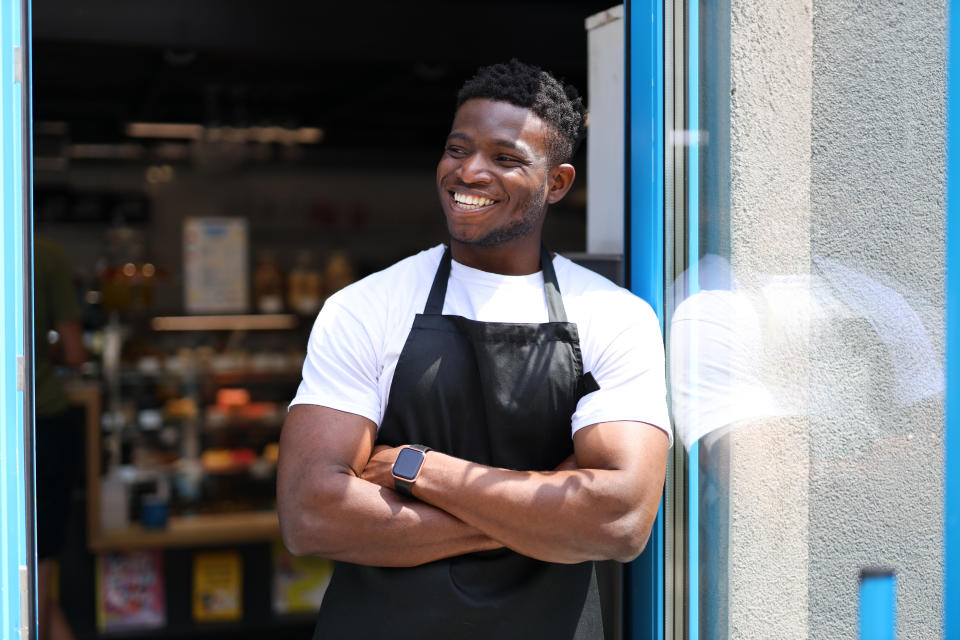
725, 2, 813, 637
807, 1, 945, 638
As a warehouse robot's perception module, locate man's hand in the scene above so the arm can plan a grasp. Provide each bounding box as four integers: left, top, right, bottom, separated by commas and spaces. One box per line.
360, 445, 402, 489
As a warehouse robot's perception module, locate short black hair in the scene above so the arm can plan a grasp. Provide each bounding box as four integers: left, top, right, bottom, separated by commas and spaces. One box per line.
456, 59, 587, 164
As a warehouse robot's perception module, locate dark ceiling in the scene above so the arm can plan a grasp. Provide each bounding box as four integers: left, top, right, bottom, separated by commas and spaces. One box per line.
33, 0, 618, 156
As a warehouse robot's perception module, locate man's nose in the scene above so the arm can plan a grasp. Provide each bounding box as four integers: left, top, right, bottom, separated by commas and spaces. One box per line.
456, 153, 493, 185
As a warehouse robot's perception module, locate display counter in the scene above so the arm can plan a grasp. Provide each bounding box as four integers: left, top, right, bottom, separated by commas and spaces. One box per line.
69, 313, 304, 552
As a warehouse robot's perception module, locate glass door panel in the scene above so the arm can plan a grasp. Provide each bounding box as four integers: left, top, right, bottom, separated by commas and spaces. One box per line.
668, 1, 947, 638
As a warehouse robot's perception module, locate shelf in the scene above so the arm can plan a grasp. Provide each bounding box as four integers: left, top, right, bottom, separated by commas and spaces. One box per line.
208, 369, 302, 384
151, 314, 298, 331
89, 510, 281, 551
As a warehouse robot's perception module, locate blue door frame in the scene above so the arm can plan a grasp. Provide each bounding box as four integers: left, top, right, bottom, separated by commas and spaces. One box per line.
946, 2, 960, 637
624, 1, 665, 638
1, 0, 33, 636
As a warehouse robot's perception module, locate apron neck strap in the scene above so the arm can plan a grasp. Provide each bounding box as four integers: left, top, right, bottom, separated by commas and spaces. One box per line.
424, 247, 453, 315
540, 244, 567, 322
423, 245, 567, 322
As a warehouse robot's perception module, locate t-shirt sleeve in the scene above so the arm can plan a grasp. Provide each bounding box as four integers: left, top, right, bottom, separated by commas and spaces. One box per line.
289, 298, 382, 425
572, 303, 673, 445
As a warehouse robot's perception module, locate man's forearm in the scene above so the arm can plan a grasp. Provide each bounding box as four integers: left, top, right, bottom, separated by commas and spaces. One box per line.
412, 454, 656, 564
279, 469, 502, 567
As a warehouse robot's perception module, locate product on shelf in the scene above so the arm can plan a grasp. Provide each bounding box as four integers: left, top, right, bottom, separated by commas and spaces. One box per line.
263, 443, 280, 465
271, 540, 333, 615
253, 250, 285, 314
162, 397, 198, 421
96, 550, 166, 631
322, 250, 356, 297
287, 250, 324, 316
192, 551, 242, 622
200, 448, 257, 473
216, 388, 251, 409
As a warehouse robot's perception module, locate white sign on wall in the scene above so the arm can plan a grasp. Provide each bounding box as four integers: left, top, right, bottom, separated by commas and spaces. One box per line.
183, 217, 248, 313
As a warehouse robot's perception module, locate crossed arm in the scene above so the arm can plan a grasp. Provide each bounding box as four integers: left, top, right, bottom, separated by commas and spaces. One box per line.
277, 404, 669, 567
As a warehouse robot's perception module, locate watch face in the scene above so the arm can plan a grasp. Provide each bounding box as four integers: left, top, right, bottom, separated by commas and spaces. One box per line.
393, 447, 424, 480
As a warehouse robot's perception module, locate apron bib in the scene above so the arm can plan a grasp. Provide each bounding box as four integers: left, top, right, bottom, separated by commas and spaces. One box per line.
313, 246, 599, 639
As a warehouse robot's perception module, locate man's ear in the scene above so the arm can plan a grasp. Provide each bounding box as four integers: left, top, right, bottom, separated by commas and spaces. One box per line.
546, 164, 576, 204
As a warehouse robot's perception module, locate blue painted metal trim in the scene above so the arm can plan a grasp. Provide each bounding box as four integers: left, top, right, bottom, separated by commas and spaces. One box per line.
626, 0, 665, 324
21, 0, 37, 635
859, 571, 896, 640
624, 0, 665, 639
624, 498, 664, 640
1, 0, 29, 636
687, 441, 699, 639
947, 1, 960, 637
686, 0, 700, 637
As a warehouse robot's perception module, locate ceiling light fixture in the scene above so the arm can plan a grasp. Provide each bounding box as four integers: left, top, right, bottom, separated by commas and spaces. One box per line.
125, 122, 324, 145
126, 123, 205, 140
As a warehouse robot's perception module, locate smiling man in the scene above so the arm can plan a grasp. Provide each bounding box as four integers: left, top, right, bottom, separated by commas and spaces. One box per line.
277, 59, 671, 639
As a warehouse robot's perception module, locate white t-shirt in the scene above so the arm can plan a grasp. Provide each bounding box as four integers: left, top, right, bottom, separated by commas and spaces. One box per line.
291, 245, 672, 443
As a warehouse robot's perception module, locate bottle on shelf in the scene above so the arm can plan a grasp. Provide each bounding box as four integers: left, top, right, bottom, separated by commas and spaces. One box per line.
287, 250, 323, 316
323, 250, 356, 298
253, 250, 284, 314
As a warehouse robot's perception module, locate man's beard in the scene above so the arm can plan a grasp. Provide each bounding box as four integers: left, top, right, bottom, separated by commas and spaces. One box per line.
447, 187, 547, 248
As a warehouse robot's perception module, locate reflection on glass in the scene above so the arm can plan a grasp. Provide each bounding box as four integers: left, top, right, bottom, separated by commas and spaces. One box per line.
670, 249, 945, 639
671, 254, 943, 448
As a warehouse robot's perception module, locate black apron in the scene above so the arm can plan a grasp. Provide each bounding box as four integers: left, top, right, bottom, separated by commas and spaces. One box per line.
313, 246, 600, 639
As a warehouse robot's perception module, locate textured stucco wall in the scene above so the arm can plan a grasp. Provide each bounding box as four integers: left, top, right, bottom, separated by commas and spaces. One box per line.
719, 0, 945, 639
807, 1, 945, 638
725, 1, 813, 637
728, 0, 813, 279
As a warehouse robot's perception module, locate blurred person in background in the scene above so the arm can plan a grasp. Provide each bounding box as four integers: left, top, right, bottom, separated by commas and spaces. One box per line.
34, 235, 86, 640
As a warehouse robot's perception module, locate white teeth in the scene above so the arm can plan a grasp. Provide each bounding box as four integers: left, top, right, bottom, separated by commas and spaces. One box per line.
453, 192, 495, 208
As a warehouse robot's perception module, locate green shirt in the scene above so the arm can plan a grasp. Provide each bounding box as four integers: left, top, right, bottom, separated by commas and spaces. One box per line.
34, 235, 82, 417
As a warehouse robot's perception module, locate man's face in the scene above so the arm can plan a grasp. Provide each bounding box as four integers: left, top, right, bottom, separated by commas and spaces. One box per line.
437, 99, 555, 248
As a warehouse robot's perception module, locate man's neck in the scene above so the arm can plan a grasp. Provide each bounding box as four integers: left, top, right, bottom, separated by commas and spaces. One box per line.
449, 235, 543, 275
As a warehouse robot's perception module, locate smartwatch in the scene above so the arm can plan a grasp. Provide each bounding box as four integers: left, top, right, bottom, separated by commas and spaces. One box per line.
392, 444, 432, 497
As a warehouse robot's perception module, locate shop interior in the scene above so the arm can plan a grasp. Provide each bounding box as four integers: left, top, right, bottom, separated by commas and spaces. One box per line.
32, 1, 618, 638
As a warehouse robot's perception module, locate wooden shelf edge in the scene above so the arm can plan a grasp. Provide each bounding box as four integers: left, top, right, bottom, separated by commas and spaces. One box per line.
89, 511, 281, 551
151, 314, 298, 331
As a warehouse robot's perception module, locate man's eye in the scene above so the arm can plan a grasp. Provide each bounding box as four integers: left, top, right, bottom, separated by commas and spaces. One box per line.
497, 155, 523, 165
446, 146, 466, 155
